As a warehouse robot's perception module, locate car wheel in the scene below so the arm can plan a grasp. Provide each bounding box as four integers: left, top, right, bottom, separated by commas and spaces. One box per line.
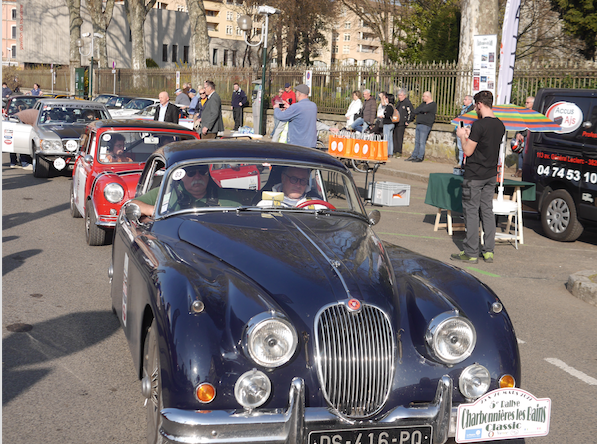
144, 319, 165, 444
85, 203, 107, 246
32, 153, 50, 178
70, 183, 82, 218
541, 189, 584, 242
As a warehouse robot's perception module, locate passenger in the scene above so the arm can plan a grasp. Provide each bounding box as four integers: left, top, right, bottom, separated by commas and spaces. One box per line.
268, 166, 320, 207
83, 110, 96, 121
105, 134, 133, 163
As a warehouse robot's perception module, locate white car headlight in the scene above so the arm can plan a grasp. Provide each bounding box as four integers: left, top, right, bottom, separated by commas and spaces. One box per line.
246, 314, 298, 368
426, 311, 476, 364
41, 140, 62, 151
104, 183, 125, 204
234, 369, 271, 409
459, 364, 491, 400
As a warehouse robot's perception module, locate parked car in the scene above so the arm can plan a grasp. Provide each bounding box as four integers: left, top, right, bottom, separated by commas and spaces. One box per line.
109, 98, 160, 118
128, 103, 195, 129
94, 94, 118, 104
71, 120, 200, 246
1, 98, 110, 177
523, 88, 597, 241
105, 96, 135, 109
110, 140, 521, 444
2, 94, 48, 118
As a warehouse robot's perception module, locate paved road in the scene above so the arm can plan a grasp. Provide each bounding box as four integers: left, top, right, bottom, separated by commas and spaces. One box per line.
3, 157, 596, 443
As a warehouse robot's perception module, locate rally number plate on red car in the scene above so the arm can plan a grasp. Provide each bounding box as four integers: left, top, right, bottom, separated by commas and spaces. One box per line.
308, 425, 432, 444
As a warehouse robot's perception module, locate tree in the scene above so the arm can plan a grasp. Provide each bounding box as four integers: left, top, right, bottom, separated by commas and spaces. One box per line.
549, 0, 597, 59
123, 0, 157, 71
421, 4, 460, 62
186, 0, 211, 69
87, 0, 116, 68
66, 0, 83, 94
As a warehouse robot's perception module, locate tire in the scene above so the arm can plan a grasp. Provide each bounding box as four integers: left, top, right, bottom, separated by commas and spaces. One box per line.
85, 203, 107, 246
144, 319, 164, 444
70, 183, 82, 218
351, 159, 370, 173
541, 189, 584, 242
32, 153, 50, 178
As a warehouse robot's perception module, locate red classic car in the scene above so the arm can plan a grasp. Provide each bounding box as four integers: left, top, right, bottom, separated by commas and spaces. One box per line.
70, 120, 200, 245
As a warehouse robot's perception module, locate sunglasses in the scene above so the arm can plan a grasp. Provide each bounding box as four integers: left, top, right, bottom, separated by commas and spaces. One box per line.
284, 173, 309, 186
200, 92, 206, 95
185, 166, 209, 177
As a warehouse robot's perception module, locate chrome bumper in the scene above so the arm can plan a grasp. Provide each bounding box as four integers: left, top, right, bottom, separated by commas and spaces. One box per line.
160, 376, 457, 444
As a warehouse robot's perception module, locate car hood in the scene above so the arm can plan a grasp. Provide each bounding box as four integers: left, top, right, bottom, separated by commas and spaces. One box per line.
38, 124, 87, 139
177, 212, 400, 318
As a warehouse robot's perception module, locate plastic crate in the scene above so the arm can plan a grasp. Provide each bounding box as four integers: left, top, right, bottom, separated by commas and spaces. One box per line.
368, 181, 410, 206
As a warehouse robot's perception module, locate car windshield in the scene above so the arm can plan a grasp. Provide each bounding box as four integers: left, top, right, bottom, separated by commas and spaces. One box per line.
98, 131, 196, 164
123, 99, 154, 110
107, 97, 132, 108
7, 97, 42, 115
153, 161, 366, 218
138, 105, 157, 117
38, 105, 110, 124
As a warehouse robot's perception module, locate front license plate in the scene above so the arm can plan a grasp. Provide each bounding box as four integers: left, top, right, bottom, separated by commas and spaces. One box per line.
308, 425, 432, 444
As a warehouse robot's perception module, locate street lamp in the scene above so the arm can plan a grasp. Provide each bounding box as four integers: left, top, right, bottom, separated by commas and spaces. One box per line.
238, 5, 280, 135
7, 47, 12, 66
77, 32, 103, 99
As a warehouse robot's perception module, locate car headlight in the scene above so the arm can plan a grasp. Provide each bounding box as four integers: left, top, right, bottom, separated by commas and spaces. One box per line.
41, 139, 63, 151
459, 364, 491, 400
234, 369, 271, 409
246, 314, 298, 368
426, 311, 476, 364
104, 183, 125, 203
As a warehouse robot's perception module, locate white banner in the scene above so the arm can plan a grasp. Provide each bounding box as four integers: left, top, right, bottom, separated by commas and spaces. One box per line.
472, 35, 497, 97
496, 0, 521, 105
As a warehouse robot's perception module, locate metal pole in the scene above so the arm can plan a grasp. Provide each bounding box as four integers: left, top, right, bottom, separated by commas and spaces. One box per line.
259, 14, 269, 135
89, 37, 94, 100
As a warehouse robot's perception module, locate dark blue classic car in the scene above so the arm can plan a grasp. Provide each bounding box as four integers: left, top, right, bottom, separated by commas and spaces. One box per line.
109, 141, 521, 444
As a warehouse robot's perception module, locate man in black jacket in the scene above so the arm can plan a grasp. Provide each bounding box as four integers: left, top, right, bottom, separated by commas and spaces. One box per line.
393, 89, 414, 157
231, 83, 248, 130
154, 91, 179, 124
407, 91, 436, 162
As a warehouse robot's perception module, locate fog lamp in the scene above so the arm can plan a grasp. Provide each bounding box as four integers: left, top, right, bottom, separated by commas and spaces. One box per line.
459, 364, 491, 400
499, 374, 516, 388
195, 382, 216, 403
234, 369, 271, 409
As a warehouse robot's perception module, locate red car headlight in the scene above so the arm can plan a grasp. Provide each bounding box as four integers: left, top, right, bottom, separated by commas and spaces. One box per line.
104, 183, 125, 203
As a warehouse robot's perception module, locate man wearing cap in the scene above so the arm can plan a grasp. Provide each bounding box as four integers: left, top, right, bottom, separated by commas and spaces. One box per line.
175, 88, 191, 109
281, 83, 296, 106
231, 83, 248, 130
273, 84, 317, 148
154, 91, 179, 124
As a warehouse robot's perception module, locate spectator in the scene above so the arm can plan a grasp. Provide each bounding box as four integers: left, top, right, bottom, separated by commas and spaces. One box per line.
29, 83, 42, 96
2, 82, 12, 98
380, 92, 396, 157
393, 89, 414, 157
231, 83, 248, 130
154, 91, 179, 124
451, 90, 505, 264
270, 87, 285, 137
200, 80, 224, 139
455, 95, 474, 166
192, 88, 208, 131
512, 96, 534, 177
281, 83, 296, 106
188, 89, 199, 116
350, 89, 376, 132
273, 84, 317, 148
174, 88, 191, 109
344, 91, 362, 128
272, 84, 298, 142
407, 91, 436, 162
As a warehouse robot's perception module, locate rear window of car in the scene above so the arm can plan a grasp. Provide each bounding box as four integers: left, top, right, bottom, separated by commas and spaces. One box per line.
124, 99, 155, 110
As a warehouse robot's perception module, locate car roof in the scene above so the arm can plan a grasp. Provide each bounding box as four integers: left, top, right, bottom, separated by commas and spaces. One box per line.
155, 140, 347, 170
88, 119, 198, 132
37, 98, 107, 108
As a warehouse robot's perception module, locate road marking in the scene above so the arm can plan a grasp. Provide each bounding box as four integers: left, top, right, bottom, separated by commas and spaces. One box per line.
545, 358, 597, 386
466, 267, 501, 277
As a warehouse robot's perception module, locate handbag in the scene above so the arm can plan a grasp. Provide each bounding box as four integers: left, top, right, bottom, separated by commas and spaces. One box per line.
391, 107, 400, 123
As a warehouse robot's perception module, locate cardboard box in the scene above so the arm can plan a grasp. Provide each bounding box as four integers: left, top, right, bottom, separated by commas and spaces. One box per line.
369, 181, 410, 206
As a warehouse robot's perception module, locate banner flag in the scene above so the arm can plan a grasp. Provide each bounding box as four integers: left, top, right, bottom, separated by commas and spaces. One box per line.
496, 0, 521, 105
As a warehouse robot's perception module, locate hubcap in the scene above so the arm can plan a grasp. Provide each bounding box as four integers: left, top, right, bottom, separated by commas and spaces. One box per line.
546, 198, 569, 234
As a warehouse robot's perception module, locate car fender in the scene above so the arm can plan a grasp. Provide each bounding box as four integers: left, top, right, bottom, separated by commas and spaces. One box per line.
90, 170, 142, 220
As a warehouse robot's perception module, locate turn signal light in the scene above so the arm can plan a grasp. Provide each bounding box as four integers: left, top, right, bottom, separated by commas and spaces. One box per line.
196, 383, 216, 403
499, 374, 515, 388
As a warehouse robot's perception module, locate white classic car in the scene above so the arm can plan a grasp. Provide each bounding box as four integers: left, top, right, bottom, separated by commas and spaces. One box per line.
108, 98, 159, 118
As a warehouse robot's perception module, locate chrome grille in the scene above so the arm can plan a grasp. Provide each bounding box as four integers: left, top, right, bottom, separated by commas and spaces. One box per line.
315, 302, 394, 418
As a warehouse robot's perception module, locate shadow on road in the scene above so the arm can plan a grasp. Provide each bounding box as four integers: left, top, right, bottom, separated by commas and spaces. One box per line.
2, 202, 70, 230
2, 249, 42, 276
2, 310, 121, 405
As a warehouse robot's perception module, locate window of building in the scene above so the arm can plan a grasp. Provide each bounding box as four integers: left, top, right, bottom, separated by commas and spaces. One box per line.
207, 23, 218, 32
224, 49, 229, 66
129, 29, 132, 42
212, 48, 218, 65
12, 26, 17, 39
162, 44, 168, 62
231, 50, 237, 67
183, 46, 189, 64
206, 10, 217, 16
344, 33, 351, 41
343, 45, 350, 54
226, 25, 233, 35
344, 22, 351, 29
236, 27, 243, 36
237, 12, 241, 19
333, 33, 338, 42
11, 8, 17, 19
172, 44, 178, 63
10, 46, 16, 58
156, 2, 168, 9
227, 11, 233, 21
333, 46, 339, 54
177, 5, 187, 12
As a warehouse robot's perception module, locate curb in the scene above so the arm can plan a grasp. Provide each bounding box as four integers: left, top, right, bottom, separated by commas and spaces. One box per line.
567, 270, 597, 307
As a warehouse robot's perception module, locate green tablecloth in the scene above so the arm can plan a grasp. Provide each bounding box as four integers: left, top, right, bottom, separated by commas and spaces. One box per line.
424, 173, 536, 213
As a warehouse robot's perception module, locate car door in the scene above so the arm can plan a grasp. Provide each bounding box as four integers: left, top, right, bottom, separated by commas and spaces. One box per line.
73, 130, 96, 217
2, 118, 33, 155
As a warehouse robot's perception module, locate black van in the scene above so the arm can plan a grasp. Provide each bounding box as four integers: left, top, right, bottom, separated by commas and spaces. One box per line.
523, 88, 597, 241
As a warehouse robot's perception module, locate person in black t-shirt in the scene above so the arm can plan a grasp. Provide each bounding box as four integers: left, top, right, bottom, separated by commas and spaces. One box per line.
451, 90, 505, 264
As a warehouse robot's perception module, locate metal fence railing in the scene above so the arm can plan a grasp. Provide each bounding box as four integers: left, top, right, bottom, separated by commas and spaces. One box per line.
8, 61, 597, 123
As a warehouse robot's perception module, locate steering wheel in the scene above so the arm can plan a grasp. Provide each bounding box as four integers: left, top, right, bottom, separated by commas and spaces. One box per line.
296, 199, 336, 210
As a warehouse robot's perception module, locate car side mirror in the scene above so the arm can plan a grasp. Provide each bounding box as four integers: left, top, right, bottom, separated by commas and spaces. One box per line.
124, 202, 142, 223
368, 210, 381, 225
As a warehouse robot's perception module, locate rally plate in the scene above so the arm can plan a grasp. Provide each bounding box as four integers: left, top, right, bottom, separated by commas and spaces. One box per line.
308, 425, 432, 444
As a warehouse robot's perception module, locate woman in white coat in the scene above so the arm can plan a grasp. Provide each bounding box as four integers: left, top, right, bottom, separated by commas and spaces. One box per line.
344, 91, 362, 128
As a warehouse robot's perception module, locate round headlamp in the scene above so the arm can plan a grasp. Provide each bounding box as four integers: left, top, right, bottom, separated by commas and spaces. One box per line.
426, 312, 476, 364
459, 364, 491, 400
42, 140, 62, 151
234, 369, 271, 409
246, 315, 297, 368
104, 183, 125, 203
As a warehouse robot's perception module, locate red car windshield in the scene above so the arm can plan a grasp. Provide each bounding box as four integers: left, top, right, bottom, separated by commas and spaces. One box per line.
98, 131, 196, 164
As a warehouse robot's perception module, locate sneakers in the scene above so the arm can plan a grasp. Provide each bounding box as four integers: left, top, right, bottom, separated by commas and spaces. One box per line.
22, 163, 33, 170
405, 156, 414, 161
482, 252, 494, 263
9, 164, 19, 168
450, 251, 478, 264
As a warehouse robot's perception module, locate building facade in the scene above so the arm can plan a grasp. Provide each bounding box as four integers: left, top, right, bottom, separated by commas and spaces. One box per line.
2, 0, 18, 65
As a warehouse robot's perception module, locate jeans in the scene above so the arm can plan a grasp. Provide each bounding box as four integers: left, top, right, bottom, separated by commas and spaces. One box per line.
456, 134, 464, 165
412, 124, 431, 160
270, 117, 279, 137
517, 151, 524, 170
10, 153, 32, 166
462, 177, 496, 257
383, 123, 394, 156
350, 117, 367, 133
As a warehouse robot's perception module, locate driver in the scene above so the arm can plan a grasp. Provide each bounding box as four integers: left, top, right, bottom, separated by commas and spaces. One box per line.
105, 134, 133, 163
83, 110, 96, 121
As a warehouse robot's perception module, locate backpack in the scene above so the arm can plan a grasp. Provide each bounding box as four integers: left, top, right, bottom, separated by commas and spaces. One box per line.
391, 107, 400, 123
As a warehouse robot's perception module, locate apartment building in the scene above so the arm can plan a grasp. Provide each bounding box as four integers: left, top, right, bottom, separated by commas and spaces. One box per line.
2, 0, 18, 65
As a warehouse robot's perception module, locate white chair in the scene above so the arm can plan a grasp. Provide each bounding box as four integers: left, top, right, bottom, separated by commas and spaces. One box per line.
492, 198, 519, 249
